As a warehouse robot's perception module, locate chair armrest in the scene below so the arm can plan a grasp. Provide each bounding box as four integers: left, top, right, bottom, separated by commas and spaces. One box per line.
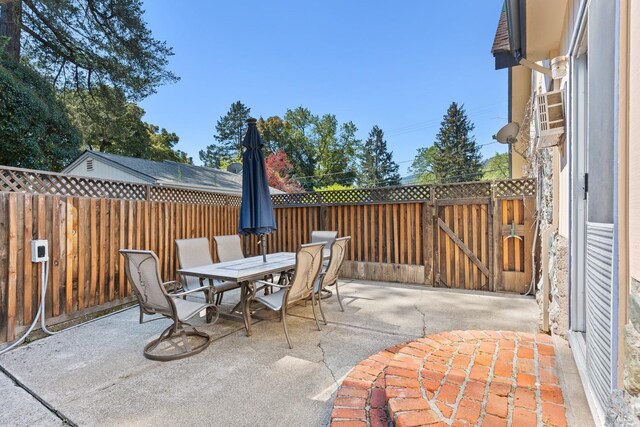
162, 281, 183, 293
255, 280, 290, 289
170, 286, 212, 297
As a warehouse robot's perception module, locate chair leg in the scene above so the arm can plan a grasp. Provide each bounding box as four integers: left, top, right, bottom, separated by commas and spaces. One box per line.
335, 282, 344, 312
139, 309, 144, 324
318, 292, 328, 325
282, 305, 293, 349
311, 292, 321, 331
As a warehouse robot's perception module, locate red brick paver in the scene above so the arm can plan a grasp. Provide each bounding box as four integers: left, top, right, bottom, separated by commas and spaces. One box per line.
330, 331, 568, 427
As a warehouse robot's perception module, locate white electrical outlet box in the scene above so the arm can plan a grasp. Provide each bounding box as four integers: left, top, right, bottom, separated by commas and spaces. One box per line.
31, 240, 49, 262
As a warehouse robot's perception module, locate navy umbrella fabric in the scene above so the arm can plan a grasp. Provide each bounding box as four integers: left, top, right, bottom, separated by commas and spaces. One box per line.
238, 118, 277, 261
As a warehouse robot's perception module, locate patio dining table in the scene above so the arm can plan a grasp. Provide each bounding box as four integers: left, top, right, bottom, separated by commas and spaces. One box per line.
178, 252, 325, 336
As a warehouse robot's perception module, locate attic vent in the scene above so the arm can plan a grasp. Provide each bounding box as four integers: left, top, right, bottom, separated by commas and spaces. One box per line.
535, 90, 565, 148
86, 158, 94, 171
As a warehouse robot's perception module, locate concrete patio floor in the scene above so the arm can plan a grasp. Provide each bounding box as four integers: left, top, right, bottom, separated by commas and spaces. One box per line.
0, 280, 589, 427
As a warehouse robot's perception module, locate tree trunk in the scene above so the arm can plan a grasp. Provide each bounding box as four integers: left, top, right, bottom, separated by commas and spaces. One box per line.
0, 0, 21, 60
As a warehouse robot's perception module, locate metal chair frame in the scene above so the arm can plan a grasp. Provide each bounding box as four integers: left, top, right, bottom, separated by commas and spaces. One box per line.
252, 242, 326, 349
313, 236, 351, 327
120, 249, 218, 361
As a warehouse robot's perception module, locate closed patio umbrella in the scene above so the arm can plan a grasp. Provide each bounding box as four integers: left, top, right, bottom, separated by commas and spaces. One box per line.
238, 118, 277, 261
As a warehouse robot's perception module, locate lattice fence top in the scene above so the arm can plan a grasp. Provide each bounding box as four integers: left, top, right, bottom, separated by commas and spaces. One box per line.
433, 181, 492, 200
271, 184, 433, 207
0, 166, 238, 205
0, 166, 149, 200
0, 165, 536, 206
493, 178, 537, 198
149, 186, 242, 206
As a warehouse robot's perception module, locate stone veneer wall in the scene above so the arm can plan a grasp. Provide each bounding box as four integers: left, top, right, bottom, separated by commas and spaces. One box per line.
523, 135, 569, 337
606, 278, 640, 426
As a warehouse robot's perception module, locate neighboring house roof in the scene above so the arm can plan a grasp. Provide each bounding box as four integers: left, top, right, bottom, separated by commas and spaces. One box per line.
64, 150, 283, 195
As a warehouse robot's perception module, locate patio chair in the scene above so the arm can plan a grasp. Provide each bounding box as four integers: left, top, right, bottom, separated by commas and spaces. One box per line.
252, 242, 326, 349
176, 237, 240, 305
120, 249, 218, 361
214, 234, 280, 299
311, 230, 338, 260
213, 235, 245, 262
314, 236, 351, 324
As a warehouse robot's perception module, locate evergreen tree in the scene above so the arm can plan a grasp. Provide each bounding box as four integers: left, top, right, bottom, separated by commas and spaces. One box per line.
0, 0, 177, 100
359, 125, 401, 187
431, 102, 483, 183
199, 101, 250, 167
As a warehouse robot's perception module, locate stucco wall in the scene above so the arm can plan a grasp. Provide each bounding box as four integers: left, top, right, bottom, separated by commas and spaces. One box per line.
510, 66, 532, 178
66, 157, 150, 184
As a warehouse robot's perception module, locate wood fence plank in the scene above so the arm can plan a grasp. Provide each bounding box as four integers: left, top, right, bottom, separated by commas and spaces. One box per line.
463, 204, 470, 288
415, 204, 421, 266
65, 197, 75, 313
36, 195, 46, 308
77, 199, 87, 310
23, 194, 33, 322
53, 196, 65, 317
99, 198, 107, 305
363, 205, 368, 262
127, 201, 134, 294
400, 204, 406, 264
89, 199, 97, 306
391, 205, 398, 263
7, 194, 18, 341
350, 206, 355, 261
119, 200, 126, 298
513, 200, 521, 272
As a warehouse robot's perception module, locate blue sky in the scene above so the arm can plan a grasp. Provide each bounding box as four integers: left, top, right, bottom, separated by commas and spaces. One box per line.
139, 1, 508, 177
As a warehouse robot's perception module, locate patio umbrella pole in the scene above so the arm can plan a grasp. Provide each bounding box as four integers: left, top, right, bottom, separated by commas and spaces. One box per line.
261, 234, 267, 262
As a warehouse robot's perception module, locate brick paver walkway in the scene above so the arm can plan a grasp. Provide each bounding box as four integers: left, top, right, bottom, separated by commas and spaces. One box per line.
330, 330, 567, 427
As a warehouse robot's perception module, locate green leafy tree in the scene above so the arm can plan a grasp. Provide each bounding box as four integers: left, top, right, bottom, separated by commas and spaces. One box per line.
257, 115, 290, 154
359, 125, 401, 187
410, 145, 438, 184
482, 152, 509, 180
63, 86, 189, 162
200, 101, 251, 168
282, 107, 317, 188
431, 102, 483, 183
0, 0, 178, 100
147, 124, 192, 164
313, 183, 354, 192
0, 54, 81, 171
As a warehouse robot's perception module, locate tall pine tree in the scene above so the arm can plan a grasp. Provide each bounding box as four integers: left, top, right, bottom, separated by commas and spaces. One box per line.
199, 101, 251, 168
431, 102, 482, 183
359, 125, 401, 187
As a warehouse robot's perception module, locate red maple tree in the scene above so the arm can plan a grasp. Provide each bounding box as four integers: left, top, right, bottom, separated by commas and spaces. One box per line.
265, 151, 304, 193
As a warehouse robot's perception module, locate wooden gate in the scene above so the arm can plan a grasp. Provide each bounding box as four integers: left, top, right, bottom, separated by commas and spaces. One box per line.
434, 200, 491, 290
497, 198, 534, 293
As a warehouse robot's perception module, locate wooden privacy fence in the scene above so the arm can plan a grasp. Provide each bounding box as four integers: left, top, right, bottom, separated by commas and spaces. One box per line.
0, 165, 536, 345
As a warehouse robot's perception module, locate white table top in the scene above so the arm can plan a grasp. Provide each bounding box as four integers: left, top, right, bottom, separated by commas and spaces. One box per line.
178, 252, 298, 282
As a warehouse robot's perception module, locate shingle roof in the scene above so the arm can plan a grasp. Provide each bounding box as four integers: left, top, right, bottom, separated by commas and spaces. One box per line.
491, 8, 511, 54
84, 151, 282, 194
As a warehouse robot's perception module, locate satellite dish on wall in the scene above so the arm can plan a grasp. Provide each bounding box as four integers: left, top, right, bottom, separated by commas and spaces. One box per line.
227, 163, 243, 174
492, 122, 520, 145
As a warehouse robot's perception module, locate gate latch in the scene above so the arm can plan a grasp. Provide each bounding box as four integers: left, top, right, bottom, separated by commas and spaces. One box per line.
503, 221, 523, 242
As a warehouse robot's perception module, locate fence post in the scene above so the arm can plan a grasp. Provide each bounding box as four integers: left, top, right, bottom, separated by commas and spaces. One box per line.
489, 183, 498, 292
317, 192, 326, 230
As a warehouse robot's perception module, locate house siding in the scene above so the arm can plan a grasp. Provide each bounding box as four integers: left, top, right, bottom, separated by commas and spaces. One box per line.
65, 157, 151, 184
